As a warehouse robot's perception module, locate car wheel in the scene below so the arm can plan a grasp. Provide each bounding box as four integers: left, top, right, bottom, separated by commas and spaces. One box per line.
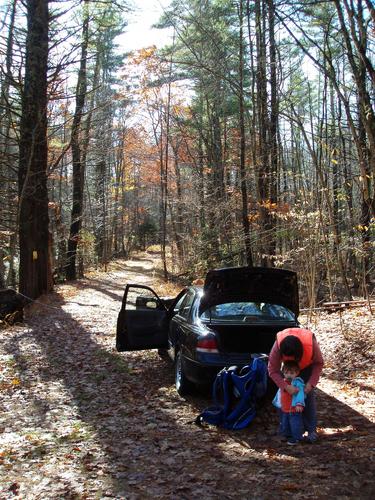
175, 350, 194, 396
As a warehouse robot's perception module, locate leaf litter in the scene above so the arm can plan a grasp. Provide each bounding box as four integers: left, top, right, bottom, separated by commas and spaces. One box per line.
0, 252, 374, 499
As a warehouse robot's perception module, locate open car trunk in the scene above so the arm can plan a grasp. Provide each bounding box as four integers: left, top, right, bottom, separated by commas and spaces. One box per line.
211, 324, 291, 354
200, 267, 299, 317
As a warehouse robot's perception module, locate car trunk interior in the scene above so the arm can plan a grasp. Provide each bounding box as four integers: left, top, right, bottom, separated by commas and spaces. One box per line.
212, 324, 289, 354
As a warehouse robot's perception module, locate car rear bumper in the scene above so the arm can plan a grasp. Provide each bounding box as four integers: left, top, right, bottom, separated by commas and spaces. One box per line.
182, 355, 221, 386
182, 352, 268, 386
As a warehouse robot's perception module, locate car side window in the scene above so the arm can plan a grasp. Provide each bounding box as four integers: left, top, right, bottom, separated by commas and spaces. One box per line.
178, 291, 195, 319
174, 293, 186, 313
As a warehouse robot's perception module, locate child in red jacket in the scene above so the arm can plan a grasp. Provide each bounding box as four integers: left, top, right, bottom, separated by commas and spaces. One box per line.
278, 360, 305, 445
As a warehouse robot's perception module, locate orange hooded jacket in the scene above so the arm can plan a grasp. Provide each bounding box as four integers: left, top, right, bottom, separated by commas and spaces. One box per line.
276, 328, 313, 370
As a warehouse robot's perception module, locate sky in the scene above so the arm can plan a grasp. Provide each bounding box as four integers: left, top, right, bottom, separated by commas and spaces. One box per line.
118, 0, 317, 80
119, 0, 173, 53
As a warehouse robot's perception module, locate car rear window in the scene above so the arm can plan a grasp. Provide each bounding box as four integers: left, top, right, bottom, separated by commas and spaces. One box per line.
200, 302, 295, 322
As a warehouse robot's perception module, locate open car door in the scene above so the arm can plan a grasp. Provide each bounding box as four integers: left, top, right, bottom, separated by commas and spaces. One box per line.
116, 284, 169, 352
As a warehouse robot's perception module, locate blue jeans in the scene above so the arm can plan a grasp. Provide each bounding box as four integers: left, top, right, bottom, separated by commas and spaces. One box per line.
303, 389, 317, 434
281, 411, 303, 441
279, 390, 317, 438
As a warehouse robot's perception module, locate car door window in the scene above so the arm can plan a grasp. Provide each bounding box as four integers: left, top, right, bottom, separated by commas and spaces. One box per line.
125, 286, 164, 311
178, 291, 195, 319
174, 293, 187, 313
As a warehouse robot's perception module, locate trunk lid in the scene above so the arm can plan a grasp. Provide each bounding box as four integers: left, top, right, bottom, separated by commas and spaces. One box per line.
199, 266, 299, 316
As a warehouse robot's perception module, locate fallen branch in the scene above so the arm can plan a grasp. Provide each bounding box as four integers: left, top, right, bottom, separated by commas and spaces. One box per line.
301, 299, 375, 314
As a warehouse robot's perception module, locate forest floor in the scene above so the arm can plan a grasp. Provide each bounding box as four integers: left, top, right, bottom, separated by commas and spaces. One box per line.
1, 252, 375, 500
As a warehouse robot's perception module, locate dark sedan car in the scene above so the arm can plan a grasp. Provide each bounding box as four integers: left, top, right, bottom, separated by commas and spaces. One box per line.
116, 266, 299, 395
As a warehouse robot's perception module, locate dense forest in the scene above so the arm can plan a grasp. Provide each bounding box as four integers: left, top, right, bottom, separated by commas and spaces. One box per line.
0, 0, 374, 306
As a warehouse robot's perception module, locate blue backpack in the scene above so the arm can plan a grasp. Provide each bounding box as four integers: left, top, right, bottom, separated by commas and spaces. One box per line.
195, 356, 268, 430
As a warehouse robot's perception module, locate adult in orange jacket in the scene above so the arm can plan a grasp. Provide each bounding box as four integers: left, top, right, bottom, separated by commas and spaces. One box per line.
268, 328, 324, 442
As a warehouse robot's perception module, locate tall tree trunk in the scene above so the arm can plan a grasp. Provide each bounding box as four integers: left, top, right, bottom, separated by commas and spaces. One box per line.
18, 0, 51, 299
1, 0, 17, 287
66, 5, 89, 280
238, 0, 253, 266
255, 0, 270, 266
172, 144, 184, 266
160, 40, 174, 280
160, 122, 169, 277
246, 0, 258, 191
95, 159, 107, 264
266, 0, 278, 263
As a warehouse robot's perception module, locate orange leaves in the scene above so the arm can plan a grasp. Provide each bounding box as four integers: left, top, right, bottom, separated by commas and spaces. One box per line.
258, 199, 291, 214
131, 46, 157, 65
260, 199, 278, 212
248, 213, 259, 222
247, 201, 291, 224
120, 126, 159, 191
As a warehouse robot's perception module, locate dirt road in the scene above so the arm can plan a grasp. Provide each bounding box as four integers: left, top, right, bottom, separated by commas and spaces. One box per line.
1, 253, 374, 499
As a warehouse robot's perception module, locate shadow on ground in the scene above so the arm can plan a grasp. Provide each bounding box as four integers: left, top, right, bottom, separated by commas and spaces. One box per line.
4, 291, 271, 498
3, 260, 375, 498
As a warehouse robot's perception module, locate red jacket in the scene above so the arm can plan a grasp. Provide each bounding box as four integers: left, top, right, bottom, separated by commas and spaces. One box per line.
280, 379, 305, 412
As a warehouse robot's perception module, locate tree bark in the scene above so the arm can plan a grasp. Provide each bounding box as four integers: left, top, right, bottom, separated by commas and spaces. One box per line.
18, 0, 51, 299
266, 0, 278, 263
1, 0, 17, 287
238, 0, 253, 266
66, 5, 89, 280
255, 0, 271, 266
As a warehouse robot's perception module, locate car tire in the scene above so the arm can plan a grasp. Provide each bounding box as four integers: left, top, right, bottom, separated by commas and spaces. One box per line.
175, 350, 194, 396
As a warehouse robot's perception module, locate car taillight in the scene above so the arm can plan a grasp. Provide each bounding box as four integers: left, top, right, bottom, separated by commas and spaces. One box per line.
196, 337, 219, 353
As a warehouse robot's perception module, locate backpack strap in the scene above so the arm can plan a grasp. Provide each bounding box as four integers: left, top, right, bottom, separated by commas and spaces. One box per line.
195, 366, 235, 428
194, 405, 225, 427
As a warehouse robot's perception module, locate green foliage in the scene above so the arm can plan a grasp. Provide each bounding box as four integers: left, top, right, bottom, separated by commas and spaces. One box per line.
137, 216, 158, 250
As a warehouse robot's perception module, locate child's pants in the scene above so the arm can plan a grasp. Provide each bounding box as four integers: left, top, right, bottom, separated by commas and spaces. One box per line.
303, 390, 317, 434
281, 411, 303, 441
